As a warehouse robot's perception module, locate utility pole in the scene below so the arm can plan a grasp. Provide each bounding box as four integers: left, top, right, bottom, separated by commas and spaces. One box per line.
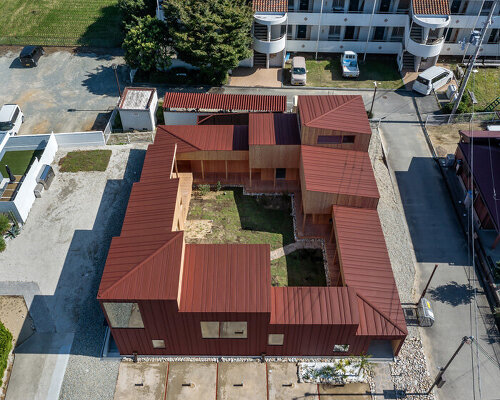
416, 264, 438, 305
449, 0, 498, 120
369, 82, 378, 117
427, 336, 473, 394
112, 64, 121, 98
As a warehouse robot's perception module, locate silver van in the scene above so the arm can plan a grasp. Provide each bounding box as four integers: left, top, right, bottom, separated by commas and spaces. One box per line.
412, 66, 453, 95
291, 57, 307, 86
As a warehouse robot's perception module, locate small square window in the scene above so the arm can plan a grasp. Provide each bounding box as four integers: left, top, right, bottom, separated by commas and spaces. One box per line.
276, 168, 286, 180
268, 334, 284, 345
318, 135, 342, 144
221, 322, 247, 338
152, 339, 165, 349
342, 135, 355, 144
201, 321, 220, 338
333, 344, 350, 352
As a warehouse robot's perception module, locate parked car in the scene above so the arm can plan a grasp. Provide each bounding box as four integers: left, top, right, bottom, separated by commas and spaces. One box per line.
19, 46, 45, 67
341, 51, 359, 78
0, 104, 24, 136
291, 56, 307, 86
412, 66, 453, 95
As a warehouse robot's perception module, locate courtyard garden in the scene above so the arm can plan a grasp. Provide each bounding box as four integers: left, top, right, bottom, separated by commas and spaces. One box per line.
0, 150, 43, 177
58, 150, 112, 172
186, 187, 326, 287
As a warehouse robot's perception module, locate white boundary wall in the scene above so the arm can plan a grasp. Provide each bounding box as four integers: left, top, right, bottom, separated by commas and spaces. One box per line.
54, 131, 105, 148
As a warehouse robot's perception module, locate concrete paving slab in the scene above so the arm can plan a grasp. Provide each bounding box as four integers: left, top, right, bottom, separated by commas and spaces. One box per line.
318, 382, 371, 399
217, 362, 266, 400
166, 362, 216, 400
268, 362, 318, 400
114, 362, 167, 400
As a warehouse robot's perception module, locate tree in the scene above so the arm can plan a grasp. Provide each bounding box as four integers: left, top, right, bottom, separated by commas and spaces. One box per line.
164, 0, 253, 83
122, 16, 172, 72
118, 0, 157, 27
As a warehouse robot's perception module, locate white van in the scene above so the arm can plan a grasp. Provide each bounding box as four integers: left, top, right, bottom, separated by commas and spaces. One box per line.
291, 57, 307, 86
412, 66, 453, 95
0, 104, 24, 136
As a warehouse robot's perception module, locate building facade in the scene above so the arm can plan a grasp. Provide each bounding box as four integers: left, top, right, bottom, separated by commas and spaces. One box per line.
249, 0, 499, 70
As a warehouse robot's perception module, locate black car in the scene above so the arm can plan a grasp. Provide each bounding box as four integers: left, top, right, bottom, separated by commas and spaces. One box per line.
19, 46, 45, 67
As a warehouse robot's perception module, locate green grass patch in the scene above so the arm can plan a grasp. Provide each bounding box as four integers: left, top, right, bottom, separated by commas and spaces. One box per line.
58, 150, 112, 172
462, 67, 500, 111
0, 0, 123, 47
286, 55, 403, 89
271, 248, 326, 287
187, 187, 294, 251
0, 320, 13, 386
0, 150, 42, 177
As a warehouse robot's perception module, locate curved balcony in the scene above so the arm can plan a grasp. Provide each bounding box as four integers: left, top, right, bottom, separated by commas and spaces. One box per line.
412, 13, 450, 28
405, 36, 445, 58
253, 34, 286, 54
254, 13, 287, 25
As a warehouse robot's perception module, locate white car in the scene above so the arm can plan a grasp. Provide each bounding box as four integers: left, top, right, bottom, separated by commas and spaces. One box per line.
0, 104, 24, 136
341, 51, 360, 78
412, 66, 453, 95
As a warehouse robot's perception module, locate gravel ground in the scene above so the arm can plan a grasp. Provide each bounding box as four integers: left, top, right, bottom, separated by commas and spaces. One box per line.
368, 127, 434, 398
58, 144, 147, 400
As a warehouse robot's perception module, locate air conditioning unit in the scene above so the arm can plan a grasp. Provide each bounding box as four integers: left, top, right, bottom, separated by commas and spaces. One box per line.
34, 183, 44, 198
37, 165, 55, 190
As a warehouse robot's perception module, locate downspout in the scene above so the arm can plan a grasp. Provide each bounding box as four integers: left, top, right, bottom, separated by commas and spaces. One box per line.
315, 0, 325, 60
363, 0, 379, 61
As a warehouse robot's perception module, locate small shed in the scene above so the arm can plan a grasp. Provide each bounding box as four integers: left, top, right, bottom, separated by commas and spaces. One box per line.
118, 87, 158, 131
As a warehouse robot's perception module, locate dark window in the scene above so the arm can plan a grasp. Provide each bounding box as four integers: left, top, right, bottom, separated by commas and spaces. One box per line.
378, 0, 391, 12
344, 26, 355, 40
10, 108, 19, 124
276, 168, 286, 179
431, 72, 448, 83
342, 135, 355, 143
450, 0, 461, 13
299, 0, 309, 11
488, 29, 499, 44
328, 26, 341, 40
288, 0, 295, 11
416, 76, 429, 85
390, 27, 404, 41
348, 0, 359, 12
297, 25, 307, 39
480, 1, 493, 15
373, 27, 385, 41
318, 135, 342, 144
332, 0, 345, 12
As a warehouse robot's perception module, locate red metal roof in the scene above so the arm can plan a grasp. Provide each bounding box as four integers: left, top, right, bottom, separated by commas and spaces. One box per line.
159, 125, 249, 151
249, 113, 301, 146
332, 206, 407, 335
301, 145, 380, 198
253, 0, 287, 12
179, 244, 271, 313
298, 95, 372, 135
270, 287, 359, 325
163, 92, 287, 113
459, 130, 500, 139
357, 294, 406, 337
413, 0, 450, 15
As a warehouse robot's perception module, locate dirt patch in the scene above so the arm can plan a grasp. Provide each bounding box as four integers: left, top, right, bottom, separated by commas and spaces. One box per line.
184, 220, 213, 241
0, 296, 34, 347
426, 122, 483, 157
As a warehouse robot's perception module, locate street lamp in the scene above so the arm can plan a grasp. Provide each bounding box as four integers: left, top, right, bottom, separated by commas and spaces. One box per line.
369, 81, 378, 118
111, 64, 121, 98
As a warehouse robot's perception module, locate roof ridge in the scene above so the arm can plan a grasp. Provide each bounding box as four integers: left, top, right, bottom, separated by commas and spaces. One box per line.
99, 232, 182, 298
159, 126, 202, 151
356, 291, 407, 335
306, 96, 357, 126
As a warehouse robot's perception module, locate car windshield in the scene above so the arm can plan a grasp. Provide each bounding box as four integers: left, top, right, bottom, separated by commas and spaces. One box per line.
293, 67, 306, 75
416, 76, 430, 85
0, 121, 13, 131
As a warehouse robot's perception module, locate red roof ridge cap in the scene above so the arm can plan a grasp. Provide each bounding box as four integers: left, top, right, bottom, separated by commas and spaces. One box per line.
356, 291, 407, 335
159, 126, 202, 151
98, 231, 183, 299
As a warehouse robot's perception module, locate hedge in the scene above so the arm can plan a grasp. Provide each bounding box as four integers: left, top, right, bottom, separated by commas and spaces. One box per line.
0, 320, 13, 386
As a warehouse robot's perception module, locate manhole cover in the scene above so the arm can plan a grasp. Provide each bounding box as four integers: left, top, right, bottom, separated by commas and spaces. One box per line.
383, 95, 388, 99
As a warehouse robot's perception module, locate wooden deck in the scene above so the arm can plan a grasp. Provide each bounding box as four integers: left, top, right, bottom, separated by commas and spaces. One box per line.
0, 176, 23, 202
294, 191, 342, 287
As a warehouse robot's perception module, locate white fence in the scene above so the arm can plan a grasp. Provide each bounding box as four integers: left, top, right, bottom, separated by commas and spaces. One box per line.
54, 131, 105, 147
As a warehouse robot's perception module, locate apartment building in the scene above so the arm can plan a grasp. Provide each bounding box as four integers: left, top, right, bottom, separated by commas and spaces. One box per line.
250, 0, 500, 70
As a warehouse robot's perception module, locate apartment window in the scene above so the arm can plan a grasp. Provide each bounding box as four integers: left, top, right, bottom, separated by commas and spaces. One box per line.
446, 28, 459, 43
390, 27, 404, 41
488, 29, 499, 44
152, 340, 165, 349
342, 135, 355, 143
103, 302, 144, 328
348, 0, 359, 12
396, 0, 409, 12
344, 26, 358, 40
480, 1, 493, 16
328, 26, 341, 40
200, 321, 247, 338
450, 0, 461, 14
299, 0, 309, 11
373, 26, 386, 41
287, 24, 293, 40
296, 25, 307, 39
331, 0, 345, 12
288, 0, 295, 11
268, 334, 285, 346
276, 168, 286, 180
378, 0, 391, 13
333, 344, 350, 352
318, 135, 342, 144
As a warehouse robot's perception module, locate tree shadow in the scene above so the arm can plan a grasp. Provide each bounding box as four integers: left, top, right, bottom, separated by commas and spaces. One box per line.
280, 249, 326, 287
81, 63, 127, 96
427, 281, 475, 306
77, 5, 124, 48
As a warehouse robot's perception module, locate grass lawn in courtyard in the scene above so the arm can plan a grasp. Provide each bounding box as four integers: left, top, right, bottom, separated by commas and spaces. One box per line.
58, 150, 112, 172
286, 55, 403, 89
186, 187, 294, 251
0, 150, 43, 177
461, 67, 500, 111
271, 248, 326, 287
0, 0, 123, 47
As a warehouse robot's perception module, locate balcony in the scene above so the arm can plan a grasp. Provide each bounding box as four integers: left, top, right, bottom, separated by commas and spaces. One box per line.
254, 13, 287, 25
287, 12, 407, 27
412, 13, 450, 28
405, 36, 444, 57
253, 34, 287, 54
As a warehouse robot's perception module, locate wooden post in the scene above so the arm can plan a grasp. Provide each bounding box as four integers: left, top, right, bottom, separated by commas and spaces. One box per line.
273, 168, 276, 189
175, 158, 179, 177
329, 224, 335, 243
302, 213, 306, 231
225, 160, 228, 180
201, 160, 204, 180
249, 168, 252, 187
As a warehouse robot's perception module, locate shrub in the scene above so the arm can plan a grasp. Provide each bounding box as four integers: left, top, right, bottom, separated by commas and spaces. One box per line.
0, 214, 10, 235
216, 181, 222, 192
0, 237, 5, 253
118, 0, 157, 27
0, 320, 13, 386
198, 184, 210, 197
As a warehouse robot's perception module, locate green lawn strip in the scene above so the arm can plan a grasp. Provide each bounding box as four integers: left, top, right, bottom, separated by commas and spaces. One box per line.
464, 68, 500, 111
58, 150, 112, 172
187, 188, 294, 251
271, 249, 326, 287
0, 320, 13, 386
0, 0, 123, 47
0, 150, 42, 177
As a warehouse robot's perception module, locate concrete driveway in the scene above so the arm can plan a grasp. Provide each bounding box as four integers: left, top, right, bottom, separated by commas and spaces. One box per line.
0, 47, 126, 135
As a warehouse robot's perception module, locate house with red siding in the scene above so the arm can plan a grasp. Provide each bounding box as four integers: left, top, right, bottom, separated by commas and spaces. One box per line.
98, 94, 407, 358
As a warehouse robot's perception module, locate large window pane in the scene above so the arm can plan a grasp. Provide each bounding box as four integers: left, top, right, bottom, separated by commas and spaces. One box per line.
103, 302, 144, 328
220, 322, 247, 338
201, 321, 220, 338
